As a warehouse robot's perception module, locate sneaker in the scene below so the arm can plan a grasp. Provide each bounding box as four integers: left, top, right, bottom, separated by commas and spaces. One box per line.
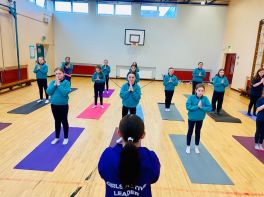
186, 146, 191, 154
51, 138, 60, 145
259, 144, 264, 151
195, 146, 200, 154
45, 100, 49, 104
165, 108, 168, 112
255, 144, 260, 150
100, 105, 104, 109
247, 113, 252, 116
37, 99, 43, 103
253, 113, 257, 116
92, 105, 97, 109
62, 138, 69, 145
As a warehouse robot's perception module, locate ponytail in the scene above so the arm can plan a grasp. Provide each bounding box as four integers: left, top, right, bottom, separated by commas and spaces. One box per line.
118, 114, 145, 188
119, 140, 140, 187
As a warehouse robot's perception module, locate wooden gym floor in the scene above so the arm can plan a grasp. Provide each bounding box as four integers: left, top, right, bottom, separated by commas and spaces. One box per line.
0, 77, 263, 197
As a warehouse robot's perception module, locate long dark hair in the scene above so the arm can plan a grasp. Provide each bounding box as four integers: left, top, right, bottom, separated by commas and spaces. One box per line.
132, 62, 138, 68
216, 68, 225, 77
119, 114, 145, 188
254, 68, 264, 81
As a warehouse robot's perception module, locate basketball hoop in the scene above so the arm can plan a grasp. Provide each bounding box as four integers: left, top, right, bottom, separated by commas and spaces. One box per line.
130, 41, 139, 47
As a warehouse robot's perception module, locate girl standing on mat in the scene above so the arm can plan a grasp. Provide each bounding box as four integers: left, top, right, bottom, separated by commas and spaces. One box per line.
61, 56, 73, 83
127, 65, 140, 84
120, 72, 141, 118
46, 67, 71, 145
101, 59, 111, 93
98, 114, 160, 197
248, 68, 264, 116
255, 89, 264, 150
163, 67, 179, 112
33, 57, 49, 103
192, 62, 206, 95
186, 84, 211, 154
211, 68, 229, 114
92, 65, 106, 109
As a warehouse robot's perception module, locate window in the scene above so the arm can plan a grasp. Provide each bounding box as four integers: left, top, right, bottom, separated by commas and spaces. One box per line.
141, 5, 158, 17
98, 3, 114, 15
73, 2, 89, 13
115, 4, 131, 16
55, 1, 71, 12
36, 0, 45, 7
141, 5, 176, 18
159, 6, 176, 18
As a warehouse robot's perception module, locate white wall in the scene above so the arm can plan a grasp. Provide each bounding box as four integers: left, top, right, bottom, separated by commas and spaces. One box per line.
0, 0, 54, 78
221, 0, 264, 90
54, 2, 227, 79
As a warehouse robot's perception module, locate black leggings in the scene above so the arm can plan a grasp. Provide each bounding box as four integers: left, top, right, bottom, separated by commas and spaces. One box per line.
211, 91, 225, 113
255, 120, 264, 144
192, 81, 201, 95
248, 95, 260, 115
51, 104, 69, 139
187, 120, 203, 146
122, 106, 136, 118
94, 83, 104, 105
165, 90, 174, 109
105, 75, 109, 91
37, 79, 48, 100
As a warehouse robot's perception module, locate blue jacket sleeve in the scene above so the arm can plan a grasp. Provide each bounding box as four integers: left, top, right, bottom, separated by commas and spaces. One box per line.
224, 77, 229, 87
92, 73, 96, 82
163, 76, 169, 86
99, 74, 106, 83
186, 96, 199, 111
57, 81, 71, 97
192, 69, 198, 77
213, 77, 222, 87
33, 65, 39, 73
149, 151, 161, 184
201, 97, 212, 112
136, 73, 140, 83
172, 76, 178, 86
39, 64, 48, 74
46, 80, 56, 95
131, 86, 141, 102
120, 85, 130, 100
202, 70, 206, 78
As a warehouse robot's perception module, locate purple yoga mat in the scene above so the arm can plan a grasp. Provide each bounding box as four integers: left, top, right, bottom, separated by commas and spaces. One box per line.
110, 127, 141, 147
0, 123, 11, 131
14, 127, 84, 172
233, 136, 264, 164
240, 111, 256, 121
102, 89, 115, 98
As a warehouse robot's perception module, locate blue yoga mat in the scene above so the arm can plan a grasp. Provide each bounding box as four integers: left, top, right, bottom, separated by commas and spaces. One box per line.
7, 100, 49, 114
15, 127, 84, 172
135, 105, 144, 120
240, 111, 256, 121
170, 134, 233, 185
158, 103, 184, 121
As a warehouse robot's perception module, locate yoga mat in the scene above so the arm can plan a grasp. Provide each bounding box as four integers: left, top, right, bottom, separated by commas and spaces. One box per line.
102, 89, 115, 98
233, 136, 264, 164
71, 88, 78, 92
7, 100, 49, 114
170, 135, 233, 185
158, 103, 184, 121
0, 123, 11, 131
15, 127, 84, 172
110, 127, 141, 147
128, 105, 144, 121
240, 111, 256, 121
207, 110, 241, 123
77, 103, 110, 119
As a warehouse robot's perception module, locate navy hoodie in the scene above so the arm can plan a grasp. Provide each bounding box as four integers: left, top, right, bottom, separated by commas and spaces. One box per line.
98, 144, 160, 197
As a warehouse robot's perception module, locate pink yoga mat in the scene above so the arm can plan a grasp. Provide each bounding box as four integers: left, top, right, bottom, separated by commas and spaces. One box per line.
77, 103, 110, 119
